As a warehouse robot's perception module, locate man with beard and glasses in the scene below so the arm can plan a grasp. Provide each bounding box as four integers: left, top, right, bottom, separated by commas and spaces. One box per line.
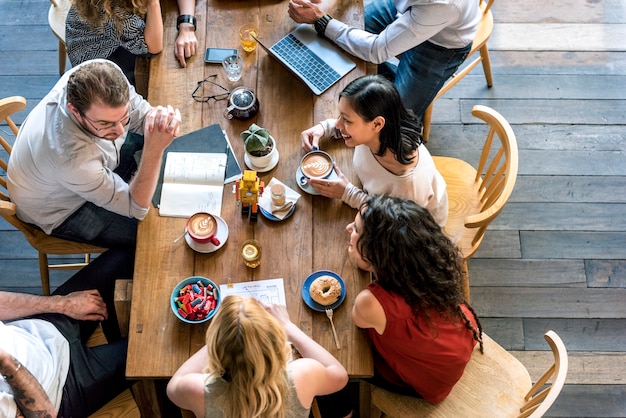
7, 59, 182, 248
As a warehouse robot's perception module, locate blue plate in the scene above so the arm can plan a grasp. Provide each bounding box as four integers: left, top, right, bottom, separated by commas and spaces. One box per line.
301, 270, 346, 312
259, 204, 296, 221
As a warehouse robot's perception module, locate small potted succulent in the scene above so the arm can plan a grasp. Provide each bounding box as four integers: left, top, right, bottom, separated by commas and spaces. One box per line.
240, 123, 278, 169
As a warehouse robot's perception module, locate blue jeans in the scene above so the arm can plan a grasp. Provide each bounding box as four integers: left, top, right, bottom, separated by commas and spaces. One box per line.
51, 133, 144, 248
365, 0, 472, 120
30, 248, 135, 417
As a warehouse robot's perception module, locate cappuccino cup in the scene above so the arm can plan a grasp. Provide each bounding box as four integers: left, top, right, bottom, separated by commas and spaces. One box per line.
186, 212, 220, 246
299, 150, 333, 186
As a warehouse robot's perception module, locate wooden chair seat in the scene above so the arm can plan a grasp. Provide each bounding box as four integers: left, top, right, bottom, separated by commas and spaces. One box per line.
433, 105, 518, 300
433, 156, 484, 251
422, 0, 495, 141
1, 96, 106, 295
89, 389, 141, 418
371, 331, 568, 418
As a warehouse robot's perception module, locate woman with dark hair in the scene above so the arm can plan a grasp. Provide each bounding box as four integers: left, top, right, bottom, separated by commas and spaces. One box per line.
300, 74, 448, 226
348, 194, 483, 403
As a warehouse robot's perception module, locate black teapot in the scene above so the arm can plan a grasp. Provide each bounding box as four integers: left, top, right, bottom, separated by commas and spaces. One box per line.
223, 87, 259, 120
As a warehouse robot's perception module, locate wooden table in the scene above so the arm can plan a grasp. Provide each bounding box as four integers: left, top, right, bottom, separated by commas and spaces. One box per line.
126, 0, 371, 415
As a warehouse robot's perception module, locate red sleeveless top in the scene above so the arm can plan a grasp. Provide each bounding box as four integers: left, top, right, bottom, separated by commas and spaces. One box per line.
367, 282, 478, 403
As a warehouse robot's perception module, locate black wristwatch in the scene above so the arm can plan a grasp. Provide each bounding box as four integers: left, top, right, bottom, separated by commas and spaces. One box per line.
314, 14, 333, 36
177, 14, 197, 31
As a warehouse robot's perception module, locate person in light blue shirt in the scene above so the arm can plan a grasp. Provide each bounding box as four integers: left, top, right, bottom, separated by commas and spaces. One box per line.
288, 0, 481, 122
7, 59, 182, 247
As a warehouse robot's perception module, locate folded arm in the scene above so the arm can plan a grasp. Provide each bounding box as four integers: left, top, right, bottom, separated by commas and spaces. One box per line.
166, 346, 208, 417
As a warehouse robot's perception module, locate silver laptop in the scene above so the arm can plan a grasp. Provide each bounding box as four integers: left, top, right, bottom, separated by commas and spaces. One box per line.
254, 24, 357, 95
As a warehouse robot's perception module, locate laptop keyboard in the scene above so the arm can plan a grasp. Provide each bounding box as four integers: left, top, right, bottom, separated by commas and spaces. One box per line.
271, 34, 341, 92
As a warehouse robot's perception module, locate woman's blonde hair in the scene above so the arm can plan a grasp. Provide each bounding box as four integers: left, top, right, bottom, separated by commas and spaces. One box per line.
205, 296, 290, 418
71, 0, 150, 31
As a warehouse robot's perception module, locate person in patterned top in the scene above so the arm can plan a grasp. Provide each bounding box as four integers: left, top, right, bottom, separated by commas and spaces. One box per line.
66, 0, 198, 86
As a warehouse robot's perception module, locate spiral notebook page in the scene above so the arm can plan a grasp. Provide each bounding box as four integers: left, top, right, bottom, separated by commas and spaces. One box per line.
158, 152, 227, 217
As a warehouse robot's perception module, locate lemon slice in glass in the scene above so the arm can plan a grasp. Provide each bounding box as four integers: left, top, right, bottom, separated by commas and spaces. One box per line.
242, 243, 259, 261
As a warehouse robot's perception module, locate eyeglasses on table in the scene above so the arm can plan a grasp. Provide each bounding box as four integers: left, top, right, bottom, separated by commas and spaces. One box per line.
192, 75, 230, 102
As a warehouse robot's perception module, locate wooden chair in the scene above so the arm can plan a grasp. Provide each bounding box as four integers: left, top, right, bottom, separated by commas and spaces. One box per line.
87, 279, 141, 418
48, 0, 71, 75
371, 330, 569, 418
0, 96, 106, 295
422, 0, 495, 141
433, 104, 518, 300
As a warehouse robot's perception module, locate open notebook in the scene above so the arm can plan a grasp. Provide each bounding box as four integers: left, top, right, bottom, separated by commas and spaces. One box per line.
255, 24, 356, 95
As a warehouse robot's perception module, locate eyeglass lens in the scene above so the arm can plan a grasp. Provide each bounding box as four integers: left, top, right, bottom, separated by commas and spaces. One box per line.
82, 112, 131, 131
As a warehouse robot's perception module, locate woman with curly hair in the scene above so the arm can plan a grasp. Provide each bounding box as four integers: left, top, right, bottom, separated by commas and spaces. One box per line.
299, 74, 448, 227
349, 194, 483, 404
166, 295, 350, 418
66, 0, 198, 85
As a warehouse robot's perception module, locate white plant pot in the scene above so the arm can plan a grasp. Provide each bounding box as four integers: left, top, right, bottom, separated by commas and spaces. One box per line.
246, 136, 277, 169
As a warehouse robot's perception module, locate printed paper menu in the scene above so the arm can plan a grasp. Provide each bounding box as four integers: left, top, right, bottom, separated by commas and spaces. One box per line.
220, 278, 286, 306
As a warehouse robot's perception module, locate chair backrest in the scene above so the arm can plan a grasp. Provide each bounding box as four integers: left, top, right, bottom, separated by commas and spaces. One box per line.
0, 97, 45, 241
473, 0, 495, 51
518, 331, 569, 418
422, 0, 495, 141
464, 104, 518, 253
0, 96, 26, 200
48, 0, 71, 43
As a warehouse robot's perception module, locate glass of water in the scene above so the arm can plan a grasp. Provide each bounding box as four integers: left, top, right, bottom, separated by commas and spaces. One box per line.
222, 55, 243, 82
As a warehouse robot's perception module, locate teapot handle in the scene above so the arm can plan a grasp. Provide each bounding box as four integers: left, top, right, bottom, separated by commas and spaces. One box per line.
223, 104, 235, 119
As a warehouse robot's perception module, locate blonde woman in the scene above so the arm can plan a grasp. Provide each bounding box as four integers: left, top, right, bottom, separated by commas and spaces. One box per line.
166, 296, 350, 418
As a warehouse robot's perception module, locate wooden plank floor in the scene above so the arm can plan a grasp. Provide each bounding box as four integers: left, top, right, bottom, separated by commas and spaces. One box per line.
1, 0, 625, 416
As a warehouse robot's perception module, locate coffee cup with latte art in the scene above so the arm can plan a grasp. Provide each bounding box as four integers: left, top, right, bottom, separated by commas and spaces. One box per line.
299, 150, 334, 186
186, 212, 220, 246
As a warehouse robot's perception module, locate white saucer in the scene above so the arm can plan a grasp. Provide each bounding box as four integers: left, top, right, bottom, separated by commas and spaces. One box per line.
244, 150, 280, 173
295, 166, 339, 195
184, 215, 229, 253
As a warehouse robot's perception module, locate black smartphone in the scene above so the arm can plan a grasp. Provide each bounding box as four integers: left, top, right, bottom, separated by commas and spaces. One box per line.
204, 48, 238, 64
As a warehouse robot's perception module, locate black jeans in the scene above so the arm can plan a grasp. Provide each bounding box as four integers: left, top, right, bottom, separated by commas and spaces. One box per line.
30, 247, 135, 417
50, 133, 144, 248
108, 46, 138, 87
